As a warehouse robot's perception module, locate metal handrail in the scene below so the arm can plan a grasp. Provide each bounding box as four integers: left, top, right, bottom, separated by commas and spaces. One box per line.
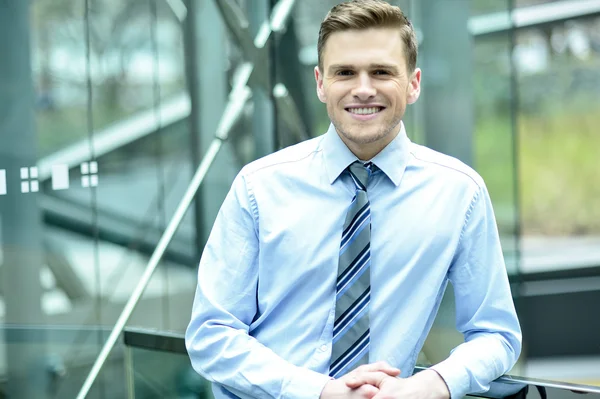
122, 328, 600, 397
75, 0, 296, 396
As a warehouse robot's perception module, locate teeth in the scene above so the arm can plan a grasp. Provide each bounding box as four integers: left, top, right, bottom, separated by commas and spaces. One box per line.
348, 107, 381, 115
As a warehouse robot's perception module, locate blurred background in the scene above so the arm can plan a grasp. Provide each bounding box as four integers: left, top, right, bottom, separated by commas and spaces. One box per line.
1, 0, 600, 397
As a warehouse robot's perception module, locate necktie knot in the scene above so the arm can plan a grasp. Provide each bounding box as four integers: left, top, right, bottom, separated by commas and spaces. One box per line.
348, 161, 376, 191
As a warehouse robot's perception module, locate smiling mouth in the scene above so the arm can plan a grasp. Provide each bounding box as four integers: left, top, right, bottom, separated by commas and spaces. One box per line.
345, 107, 385, 115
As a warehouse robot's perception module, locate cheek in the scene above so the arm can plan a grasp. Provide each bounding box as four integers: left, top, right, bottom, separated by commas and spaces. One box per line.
383, 82, 407, 105
326, 87, 346, 106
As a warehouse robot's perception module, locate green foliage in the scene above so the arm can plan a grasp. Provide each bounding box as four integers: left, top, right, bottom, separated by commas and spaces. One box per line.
518, 107, 600, 235
476, 105, 600, 236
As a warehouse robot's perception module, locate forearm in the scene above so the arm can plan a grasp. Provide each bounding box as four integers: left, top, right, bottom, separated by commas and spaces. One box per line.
183, 172, 333, 398
186, 320, 331, 399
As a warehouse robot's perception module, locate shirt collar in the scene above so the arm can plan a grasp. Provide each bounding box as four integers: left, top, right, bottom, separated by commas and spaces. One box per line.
321, 121, 410, 187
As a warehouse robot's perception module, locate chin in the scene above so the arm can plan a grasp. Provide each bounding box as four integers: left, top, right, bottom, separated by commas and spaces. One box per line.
342, 128, 388, 145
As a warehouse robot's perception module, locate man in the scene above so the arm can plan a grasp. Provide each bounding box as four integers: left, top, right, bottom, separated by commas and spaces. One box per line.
185, 1, 522, 398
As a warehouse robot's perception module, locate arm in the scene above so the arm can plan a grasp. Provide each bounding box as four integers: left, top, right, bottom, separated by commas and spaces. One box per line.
185, 172, 331, 399
429, 184, 523, 399
346, 183, 521, 399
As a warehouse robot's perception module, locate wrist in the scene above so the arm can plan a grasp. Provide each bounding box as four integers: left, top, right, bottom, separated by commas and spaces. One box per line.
410, 370, 450, 399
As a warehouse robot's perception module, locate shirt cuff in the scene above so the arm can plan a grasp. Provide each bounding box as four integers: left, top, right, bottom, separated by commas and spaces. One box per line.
282, 366, 332, 399
429, 361, 471, 399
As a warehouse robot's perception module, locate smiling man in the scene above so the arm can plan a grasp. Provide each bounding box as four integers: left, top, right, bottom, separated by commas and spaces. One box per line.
185, 1, 522, 399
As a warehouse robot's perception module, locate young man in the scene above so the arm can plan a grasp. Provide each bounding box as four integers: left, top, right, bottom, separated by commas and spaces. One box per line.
186, 1, 522, 398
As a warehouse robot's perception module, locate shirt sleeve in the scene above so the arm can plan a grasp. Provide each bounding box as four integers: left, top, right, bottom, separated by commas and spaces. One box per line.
185, 172, 331, 399
429, 183, 523, 399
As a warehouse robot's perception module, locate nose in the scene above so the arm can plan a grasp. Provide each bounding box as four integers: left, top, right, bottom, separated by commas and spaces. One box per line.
351, 72, 376, 100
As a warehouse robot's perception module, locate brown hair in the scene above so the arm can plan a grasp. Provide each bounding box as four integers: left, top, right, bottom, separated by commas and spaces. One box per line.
317, 0, 417, 73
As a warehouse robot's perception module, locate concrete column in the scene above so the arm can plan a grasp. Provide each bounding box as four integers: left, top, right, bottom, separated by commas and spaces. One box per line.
0, 0, 48, 397
419, 0, 474, 166
184, 0, 236, 249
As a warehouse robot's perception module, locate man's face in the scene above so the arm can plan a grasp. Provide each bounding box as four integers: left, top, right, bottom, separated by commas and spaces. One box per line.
315, 28, 421, 159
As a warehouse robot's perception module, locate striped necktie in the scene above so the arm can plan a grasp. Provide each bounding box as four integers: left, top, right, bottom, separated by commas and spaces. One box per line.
329, 160, 376, 378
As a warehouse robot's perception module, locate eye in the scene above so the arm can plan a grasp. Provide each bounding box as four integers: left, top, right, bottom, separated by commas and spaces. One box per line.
336, 70, 354, 76
373, 70, 389, 75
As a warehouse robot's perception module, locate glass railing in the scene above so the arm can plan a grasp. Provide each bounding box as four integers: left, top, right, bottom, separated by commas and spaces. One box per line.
123, 329, 211, 398
122, 328, 600, 399
1, 325, 131, 398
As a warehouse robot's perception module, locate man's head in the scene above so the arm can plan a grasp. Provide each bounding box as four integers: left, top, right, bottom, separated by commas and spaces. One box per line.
315, 0, 421, 160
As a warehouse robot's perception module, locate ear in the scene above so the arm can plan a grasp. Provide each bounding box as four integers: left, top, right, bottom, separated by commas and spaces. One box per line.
407, 67, 421, 105
315, 66, 326, 103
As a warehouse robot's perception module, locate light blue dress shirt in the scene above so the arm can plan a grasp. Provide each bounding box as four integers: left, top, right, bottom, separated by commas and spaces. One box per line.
185, 122, 522, 399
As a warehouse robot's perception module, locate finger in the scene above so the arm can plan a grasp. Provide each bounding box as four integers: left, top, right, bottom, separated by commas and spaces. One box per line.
356, 361, 401, 375
346, 371, 391, 389
356, 384, 379, 399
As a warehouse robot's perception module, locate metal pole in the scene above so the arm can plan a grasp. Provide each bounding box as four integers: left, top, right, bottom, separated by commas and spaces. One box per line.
75, 138, 224, 399
248, 0, 276, 157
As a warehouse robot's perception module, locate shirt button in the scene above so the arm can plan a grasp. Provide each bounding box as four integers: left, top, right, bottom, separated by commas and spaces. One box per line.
319, 344, 328, 352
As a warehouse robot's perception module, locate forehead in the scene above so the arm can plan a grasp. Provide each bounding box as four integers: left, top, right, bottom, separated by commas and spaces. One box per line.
322, 27, 406, 69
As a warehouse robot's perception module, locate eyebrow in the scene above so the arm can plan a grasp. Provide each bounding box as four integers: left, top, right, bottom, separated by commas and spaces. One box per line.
328, 64, 400, 74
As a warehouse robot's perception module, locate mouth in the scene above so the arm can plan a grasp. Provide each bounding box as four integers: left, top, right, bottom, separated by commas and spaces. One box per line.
345, 106, 385, 120
345, 106, 385, 115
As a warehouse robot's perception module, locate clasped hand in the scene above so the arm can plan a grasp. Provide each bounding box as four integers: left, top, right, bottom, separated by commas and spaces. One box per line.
320, 362, 450, 399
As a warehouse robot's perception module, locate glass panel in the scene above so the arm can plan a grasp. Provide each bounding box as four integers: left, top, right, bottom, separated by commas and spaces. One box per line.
1, 0, 192, 396
0, 326, 127, 398
127, 346, 211, 399
4, 0, 600, 396
516, 17, 600, 274
473, 27, 520, 276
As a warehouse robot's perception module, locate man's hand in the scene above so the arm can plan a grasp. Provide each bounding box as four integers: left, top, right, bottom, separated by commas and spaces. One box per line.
345, 369, 450, 399
320, 362, 401, 399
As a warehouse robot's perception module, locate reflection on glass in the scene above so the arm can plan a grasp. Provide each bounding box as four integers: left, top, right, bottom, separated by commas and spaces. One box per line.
31, 0, 186, 156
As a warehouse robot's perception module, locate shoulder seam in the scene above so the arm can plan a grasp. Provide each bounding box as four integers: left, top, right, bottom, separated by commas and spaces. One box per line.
409, 147, 482, 189
243, 139, 324, 177
242, 137, 325, 228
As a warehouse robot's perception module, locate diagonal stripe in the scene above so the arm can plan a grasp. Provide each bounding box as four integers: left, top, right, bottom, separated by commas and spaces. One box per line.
338, 226, 370, 273
335, 269, 370, 319
348, 170, 365, 191
337, 244, 369, 283
329, 329, 370, 377
331, 346, 369, 378
336, 253, 370, 299
334, 288, 370, 331
342, 202, 369, 241
333, 290, 370, 342
340, 213, 369, 250
340, 212, 370, 255
332, 341, 371, 378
